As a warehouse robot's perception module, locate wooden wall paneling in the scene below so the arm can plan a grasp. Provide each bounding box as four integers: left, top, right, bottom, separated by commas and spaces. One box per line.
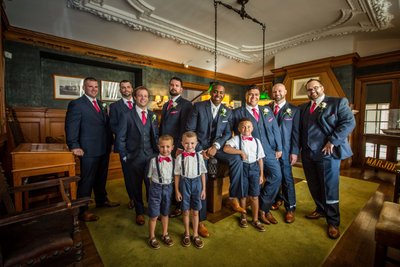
45, 109, 67, 138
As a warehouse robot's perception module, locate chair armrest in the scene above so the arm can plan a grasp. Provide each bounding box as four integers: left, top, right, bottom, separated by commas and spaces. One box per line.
11, 176, 80, 193
0, 197, 90, 227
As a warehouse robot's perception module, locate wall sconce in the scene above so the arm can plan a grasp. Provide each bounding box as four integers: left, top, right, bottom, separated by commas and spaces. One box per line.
154, 95, 162, 108
162, 95, 169, 103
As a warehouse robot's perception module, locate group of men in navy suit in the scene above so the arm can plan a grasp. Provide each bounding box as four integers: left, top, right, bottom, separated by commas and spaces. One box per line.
65, 76, 354, 239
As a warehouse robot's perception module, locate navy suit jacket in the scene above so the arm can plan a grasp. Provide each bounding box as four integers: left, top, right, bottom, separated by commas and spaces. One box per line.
269, 102, 300, 158
232, 105, 282, 159
160, 96, 193, 148
109, 99, 135, 152
186, 100, 232, 151
299, 96, 355, 160
115, 107, 159, 159
65, 95, 112, 157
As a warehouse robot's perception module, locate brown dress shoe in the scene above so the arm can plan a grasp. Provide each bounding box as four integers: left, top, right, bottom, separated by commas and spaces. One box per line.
228, 198, 247, 214
271, 200, 282, 210
198, 223, 210, 238
169, 208, 182, 218
305, 210, 325, 219
265, 212, 278, 224
259, 211, 271, 225
79, 211, 99, 222
127, 199, 135, 209
327, 225, 340, 239
136, 214, 145, 225
285, 211, 295, 223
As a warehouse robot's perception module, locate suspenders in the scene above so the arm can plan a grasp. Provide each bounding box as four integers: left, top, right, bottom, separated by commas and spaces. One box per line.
239, 135, 259, 161
181, 152, 200, 177
154, 157, 175, 184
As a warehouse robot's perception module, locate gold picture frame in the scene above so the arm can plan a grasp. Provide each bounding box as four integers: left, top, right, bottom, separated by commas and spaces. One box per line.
291, 76, 319, 99
53, 75, 84, 100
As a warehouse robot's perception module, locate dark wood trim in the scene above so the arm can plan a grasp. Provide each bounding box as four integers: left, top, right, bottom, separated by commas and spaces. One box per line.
356, 50, 400, 68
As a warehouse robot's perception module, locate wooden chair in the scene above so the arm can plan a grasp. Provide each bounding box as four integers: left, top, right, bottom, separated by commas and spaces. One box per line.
0, 170, 90, 267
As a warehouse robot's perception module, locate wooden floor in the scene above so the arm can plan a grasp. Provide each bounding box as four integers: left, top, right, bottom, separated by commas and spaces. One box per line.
78, 167, 400, 267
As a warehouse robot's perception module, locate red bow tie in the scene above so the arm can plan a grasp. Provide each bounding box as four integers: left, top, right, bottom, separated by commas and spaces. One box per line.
182, 151, 196, 157
159, 156, 171, 163
242, 136, 253, 141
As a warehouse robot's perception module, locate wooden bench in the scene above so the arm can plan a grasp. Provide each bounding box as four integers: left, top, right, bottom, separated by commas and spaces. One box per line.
374, 201, 400, 266
206, 161, 230, 213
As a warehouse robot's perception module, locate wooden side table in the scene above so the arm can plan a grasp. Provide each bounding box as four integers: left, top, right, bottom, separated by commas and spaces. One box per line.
11, 143, 76, 212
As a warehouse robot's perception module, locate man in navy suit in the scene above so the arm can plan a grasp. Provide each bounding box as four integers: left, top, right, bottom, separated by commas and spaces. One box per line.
269, 83, 300, 223
299, 79, 355, 239
115, 86, 159, 225
109, 80, 135, 209
65, 77, 119, 222
232, 85, 282, 225
186, 83, 243, 237
159, 77, 193, 217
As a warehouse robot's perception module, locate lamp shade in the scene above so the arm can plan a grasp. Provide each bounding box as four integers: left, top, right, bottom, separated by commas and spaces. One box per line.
154, 95, 161, 102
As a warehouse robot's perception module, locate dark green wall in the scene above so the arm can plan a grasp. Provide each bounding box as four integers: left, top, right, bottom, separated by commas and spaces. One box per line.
5, 41, 244, 109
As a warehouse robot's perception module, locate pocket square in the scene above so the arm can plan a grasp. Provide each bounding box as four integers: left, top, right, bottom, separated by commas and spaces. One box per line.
222, 120, 228, 123
268, 117, 273, 122
170, 111, 178, 114
284, 118, 293, 121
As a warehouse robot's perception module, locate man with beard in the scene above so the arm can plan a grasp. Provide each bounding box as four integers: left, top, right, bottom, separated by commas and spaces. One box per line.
269, 83, 300, 223
299, 79, 355, 239
109, 80, 136, 209
159, 76, 193, 217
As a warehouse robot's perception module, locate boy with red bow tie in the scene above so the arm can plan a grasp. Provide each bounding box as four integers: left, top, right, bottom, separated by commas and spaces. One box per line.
147, 135, 175, 249
224, 118, 265, 232
174, 131, 207, 249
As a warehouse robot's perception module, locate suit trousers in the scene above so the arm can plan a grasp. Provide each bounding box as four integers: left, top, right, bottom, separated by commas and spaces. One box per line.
126, 155, 150, 215
215, 151, 245, 199
119, 154, 134, 201
302, 152, 340, 226
259, 157, 282, 212
78, 154, 110, 213
280, 159, 296, 211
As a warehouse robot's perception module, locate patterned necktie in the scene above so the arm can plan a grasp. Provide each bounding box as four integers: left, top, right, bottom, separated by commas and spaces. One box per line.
310, 102, 317, 114
92, 100, 100, 113
159, 156, 171, 163
127, 100, 133, 110
252, 108, 259, 122
182, 151, 196, 157
141, 110, 147, 125
242, 136, 253, 141
167, 99, 173, 110
274, 105, 279, 116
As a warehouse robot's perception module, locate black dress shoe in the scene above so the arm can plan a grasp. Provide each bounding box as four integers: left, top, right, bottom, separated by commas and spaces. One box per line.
97, 200, 120, 208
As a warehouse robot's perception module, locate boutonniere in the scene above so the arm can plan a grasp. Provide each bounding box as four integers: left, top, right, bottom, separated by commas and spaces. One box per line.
220, 108, 227, 117
172, 102, 178, 109
319, 102, 327, 112
262, 108, 270, 116
283, 108, 292, 117
151, 114, 157, 122
101, 102, 108, 110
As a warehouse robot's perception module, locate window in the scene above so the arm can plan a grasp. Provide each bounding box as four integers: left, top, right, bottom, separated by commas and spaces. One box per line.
364, 103, 390, 159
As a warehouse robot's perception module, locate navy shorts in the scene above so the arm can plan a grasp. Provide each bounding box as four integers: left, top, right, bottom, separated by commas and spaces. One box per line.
180, 176, 202, 211
147, 182, 173, 218
243, 162, 261, 197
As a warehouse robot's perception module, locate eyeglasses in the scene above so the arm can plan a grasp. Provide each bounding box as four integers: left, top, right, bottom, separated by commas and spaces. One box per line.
306, 86, 321, 92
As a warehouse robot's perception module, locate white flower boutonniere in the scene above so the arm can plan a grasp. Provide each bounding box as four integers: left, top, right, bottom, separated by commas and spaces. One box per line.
319, 102, 327, 112
284, 108, 292, 117
151, 114, 157, 122
101, 102, 108, 110
262, 108, 269, 116
220, 108, 227, 117
172, 102, 178, 109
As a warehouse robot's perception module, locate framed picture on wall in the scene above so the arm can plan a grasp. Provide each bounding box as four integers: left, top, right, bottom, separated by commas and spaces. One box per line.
53, 75, 84, 100
101, 80, 121, 101
291, 76, 319, 99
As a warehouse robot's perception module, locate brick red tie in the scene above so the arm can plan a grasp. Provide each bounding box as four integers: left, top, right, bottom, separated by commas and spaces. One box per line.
92, 100, 100, 113
310, 102, 317, 114
252, 108, 259, 122
274, 105, 279, 116
127, 100, 133, 110
141, 110, 147, 125
167, 99, 173, 110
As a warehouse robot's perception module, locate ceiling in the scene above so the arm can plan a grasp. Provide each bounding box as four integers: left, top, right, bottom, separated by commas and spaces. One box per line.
3, 0, 400, 79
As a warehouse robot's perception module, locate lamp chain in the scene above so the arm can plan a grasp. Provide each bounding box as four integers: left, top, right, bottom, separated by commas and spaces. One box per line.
214, 1, 218, 82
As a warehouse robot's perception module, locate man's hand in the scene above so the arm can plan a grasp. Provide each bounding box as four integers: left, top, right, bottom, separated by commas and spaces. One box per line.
322, 141, 334, 155
290, 154, 298, 165
200, 190, 206, 200
240, 151, 248, 161
275, 151, 282, 159
175, 148, 183, 158
206, 145, 217, 158
71, 148, 84, 157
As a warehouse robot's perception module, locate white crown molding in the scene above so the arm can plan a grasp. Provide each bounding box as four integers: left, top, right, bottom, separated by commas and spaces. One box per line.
67, 0, 394, 63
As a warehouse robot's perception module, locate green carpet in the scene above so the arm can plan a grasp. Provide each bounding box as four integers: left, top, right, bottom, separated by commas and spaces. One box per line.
87, 167, 379, 267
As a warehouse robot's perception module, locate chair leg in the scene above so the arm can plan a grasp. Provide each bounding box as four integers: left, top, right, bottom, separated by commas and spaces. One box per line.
374, 243, 387, 267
